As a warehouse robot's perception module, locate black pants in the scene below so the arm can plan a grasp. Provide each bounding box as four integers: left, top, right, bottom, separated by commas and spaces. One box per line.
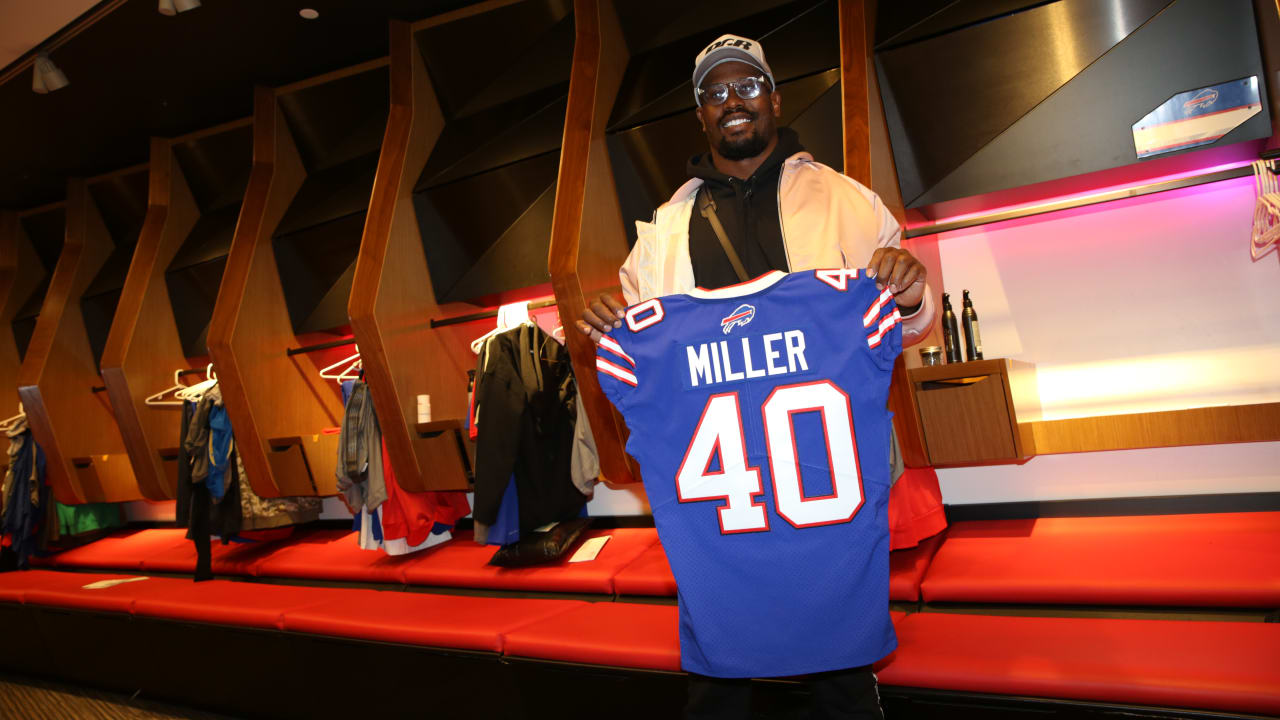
685, 665, 883, 720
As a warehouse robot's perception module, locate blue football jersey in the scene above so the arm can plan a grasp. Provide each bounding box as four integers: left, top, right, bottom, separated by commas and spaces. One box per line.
596, 269, 903, 678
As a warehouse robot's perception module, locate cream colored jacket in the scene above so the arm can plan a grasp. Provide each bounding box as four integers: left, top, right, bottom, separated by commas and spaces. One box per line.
620, 152, 935, 343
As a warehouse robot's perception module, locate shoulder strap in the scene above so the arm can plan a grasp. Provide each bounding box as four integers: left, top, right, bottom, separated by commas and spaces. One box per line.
698, 188, 750, 283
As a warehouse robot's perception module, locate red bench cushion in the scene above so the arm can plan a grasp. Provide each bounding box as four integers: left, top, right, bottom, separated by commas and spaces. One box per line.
141, 533, 296, 576
888, 530, 945, 602
282, 590, 584, 653
879, 613, 1280, 716
253, 529, 421, 584
613, 542, 677, 596
920, 512, 1280, 606
400, 528, 658, 594
131, 579, 341, 630
47, 529, 189, 571
503, 602, 682, 671
13, 570, 155, 613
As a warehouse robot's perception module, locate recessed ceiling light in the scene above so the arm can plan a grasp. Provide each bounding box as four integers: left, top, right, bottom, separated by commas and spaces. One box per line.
299, 8, 319, 19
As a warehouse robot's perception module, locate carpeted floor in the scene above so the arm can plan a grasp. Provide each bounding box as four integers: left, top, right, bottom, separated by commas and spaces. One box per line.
0, 673, 240, 720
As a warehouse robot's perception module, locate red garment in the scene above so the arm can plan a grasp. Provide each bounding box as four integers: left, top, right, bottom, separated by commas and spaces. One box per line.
378, 440, 471, 546
888, 467, 947, 551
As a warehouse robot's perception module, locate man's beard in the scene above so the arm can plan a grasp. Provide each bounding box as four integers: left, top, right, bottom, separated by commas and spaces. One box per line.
717, 124, 771, 160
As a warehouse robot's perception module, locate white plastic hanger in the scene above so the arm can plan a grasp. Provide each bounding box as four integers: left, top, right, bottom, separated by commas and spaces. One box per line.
175, 363, 217, 402
145, 370, 188, 407
319, 349, 362, 384
0, 402, 25, 433
470, 301, 532, 354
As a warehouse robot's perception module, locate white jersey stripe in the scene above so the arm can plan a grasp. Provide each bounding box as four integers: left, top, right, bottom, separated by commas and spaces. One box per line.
598, 335, 636, 367
865, 308, 902, 348
597, 357, 638, 386
862, 287, 894, 328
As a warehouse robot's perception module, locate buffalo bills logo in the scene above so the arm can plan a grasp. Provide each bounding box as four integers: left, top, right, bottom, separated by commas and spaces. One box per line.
1184, 88, 1219, 114
720, 304, 755, 334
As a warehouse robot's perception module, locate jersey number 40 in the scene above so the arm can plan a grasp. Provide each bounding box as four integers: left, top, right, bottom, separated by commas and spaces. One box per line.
676, 380, 864, 534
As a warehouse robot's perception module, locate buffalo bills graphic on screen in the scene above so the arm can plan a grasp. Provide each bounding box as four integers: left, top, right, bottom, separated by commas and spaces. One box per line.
595, 269, 903, 678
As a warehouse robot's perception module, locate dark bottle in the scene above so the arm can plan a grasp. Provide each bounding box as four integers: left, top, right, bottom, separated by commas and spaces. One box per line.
962, 289, 983, 361
941, 293, 962, 363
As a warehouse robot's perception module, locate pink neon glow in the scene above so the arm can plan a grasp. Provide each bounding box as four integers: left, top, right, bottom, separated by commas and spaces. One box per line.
907, 159, 1255, 231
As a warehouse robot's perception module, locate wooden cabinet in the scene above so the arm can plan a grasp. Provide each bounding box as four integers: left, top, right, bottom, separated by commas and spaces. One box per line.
909, 358, 1038, 466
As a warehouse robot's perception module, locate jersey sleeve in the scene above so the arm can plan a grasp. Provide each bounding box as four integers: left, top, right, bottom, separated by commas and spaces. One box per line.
862, 283, 903, 369
595, 332, 639, 410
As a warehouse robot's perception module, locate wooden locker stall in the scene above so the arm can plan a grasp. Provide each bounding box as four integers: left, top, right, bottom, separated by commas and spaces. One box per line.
208, 60, 391, 499
17, 164, 151, 505
99, 120, 253, 500
0, 209, 49, 479
547, 0, 637, 485
351, 1, 577, 492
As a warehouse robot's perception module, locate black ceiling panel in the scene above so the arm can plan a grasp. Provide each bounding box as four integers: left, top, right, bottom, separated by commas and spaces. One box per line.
166, 256, 226, 358
608, 0, 835, 131
0, 0, 479, 212
275, 152, 381, 237
169, 204, 241, 272
414, 0, 573, 120
20, 207, 67, 273
88, 169, 150, 244
171, 123, 253, 213
877, 0, 1171, 206
875, 0, 1056, 50
415, 151, 561, 303
437, 182, 557, 302
614, 0, 799, 56
278, 67, 390, 174
273, 211, 367, 334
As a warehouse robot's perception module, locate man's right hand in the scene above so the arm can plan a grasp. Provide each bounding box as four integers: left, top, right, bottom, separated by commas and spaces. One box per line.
575, 292, 627, 343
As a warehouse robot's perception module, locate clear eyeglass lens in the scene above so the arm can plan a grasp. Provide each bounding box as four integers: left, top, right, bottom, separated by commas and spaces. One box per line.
701, 77, 764, 105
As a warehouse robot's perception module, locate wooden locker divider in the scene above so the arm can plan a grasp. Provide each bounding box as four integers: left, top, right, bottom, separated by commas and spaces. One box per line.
0, 212, 35, 424
839, 0, 931, 467
547, 0, 638, 485
208, 61, 388, 499
348, 18, 471, 493
99, 122, 250, 501
17, 170, 147, 505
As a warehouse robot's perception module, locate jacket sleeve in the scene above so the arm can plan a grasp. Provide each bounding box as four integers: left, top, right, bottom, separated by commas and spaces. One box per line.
619, 222, 647, 305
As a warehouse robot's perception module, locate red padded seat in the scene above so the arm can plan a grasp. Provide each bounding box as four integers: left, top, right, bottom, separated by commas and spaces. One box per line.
0, 569, 143, 604
131, 578, 341, 630
878, 613, 1280, 716
503, 601, 681, 671
888, 530, 945, 602
253, 529, 420, 583
613, 542, 677, 596
282, 590, 584, 653
920, 512, 1280, 606
400, 528, 659, 594
47, 529, 189, 571
141, 532, 307, 576
18, 571, 155, 613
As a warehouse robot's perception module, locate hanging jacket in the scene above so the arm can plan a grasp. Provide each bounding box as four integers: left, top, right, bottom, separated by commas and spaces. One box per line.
472, 323, 586, 534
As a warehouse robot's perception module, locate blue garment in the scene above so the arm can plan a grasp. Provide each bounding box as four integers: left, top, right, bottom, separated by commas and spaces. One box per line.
2, 431, 47, 568
596, 270, 902, 678
206, 405, 233, 501
341, 379, 355, 406
484, 476, 522, 546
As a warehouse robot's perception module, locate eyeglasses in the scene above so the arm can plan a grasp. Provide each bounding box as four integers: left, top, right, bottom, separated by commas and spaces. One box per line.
697, 75, 769, 106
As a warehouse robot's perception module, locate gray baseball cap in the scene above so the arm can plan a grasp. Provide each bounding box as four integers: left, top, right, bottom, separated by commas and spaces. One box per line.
692, 34, 775, 106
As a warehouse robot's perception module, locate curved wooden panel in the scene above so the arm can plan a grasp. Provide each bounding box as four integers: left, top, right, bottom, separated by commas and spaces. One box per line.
839, 0, 931, 467
99, 137, 203, 500
208, 77, 366, 499
17, 176, 141, 504
548, 0, 637, 484
0, 212, 34, 422
348, 20, 472, 492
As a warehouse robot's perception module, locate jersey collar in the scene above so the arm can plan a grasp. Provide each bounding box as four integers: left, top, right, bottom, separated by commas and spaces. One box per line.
687, 270, 787, 299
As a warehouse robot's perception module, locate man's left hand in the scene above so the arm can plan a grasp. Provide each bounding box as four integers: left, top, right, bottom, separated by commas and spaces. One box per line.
867, 247, 926, 308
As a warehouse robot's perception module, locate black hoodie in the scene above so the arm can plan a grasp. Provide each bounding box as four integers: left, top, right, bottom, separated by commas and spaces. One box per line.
685, 127, 805, 290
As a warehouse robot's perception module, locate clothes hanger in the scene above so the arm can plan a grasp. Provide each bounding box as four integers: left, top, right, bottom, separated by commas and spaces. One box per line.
470, 301, 533, 354
319, 349, 361, 383
145, 369, 188, 407
0, 402, 25, 433
175, 363, 217, 402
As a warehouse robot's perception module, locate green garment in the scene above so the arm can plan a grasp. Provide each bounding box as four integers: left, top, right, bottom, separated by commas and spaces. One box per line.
55, 502, 124, 536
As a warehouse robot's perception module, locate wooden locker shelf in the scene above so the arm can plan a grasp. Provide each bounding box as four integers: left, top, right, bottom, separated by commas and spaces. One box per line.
910, 358, 1038, 466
